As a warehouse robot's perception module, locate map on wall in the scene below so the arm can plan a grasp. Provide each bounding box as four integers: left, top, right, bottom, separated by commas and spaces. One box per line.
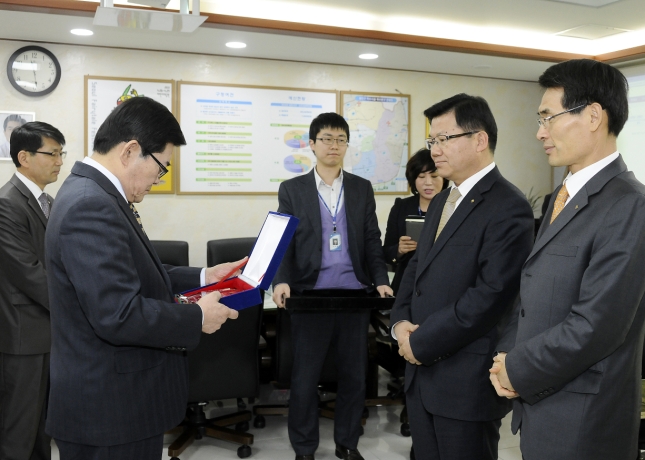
177, 82, 337, 194
85, 76, 175, 193
341, 92, 410, 194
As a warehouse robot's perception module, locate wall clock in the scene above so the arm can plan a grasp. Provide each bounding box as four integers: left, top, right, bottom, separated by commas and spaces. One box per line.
6, 45, 61, 97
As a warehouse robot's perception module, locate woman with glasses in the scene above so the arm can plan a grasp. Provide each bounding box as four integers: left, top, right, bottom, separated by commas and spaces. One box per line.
383, 148, 449, 294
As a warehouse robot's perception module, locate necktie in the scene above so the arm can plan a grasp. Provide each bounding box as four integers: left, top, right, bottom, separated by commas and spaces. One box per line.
435, 187, 462, 241
129, 203, 146, 234
38, 193, 50, 219
550, 184, 569, 224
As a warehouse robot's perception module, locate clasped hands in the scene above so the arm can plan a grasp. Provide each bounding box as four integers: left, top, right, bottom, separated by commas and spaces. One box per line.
198, 257, 248, 334
393, 321, 421, 365
489, 352, 519, 399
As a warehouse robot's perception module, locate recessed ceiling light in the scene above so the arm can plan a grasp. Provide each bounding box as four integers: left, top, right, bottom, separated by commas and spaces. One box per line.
226, 42, 247, 49
359, 53, 379, 60
71, 29, 94, 36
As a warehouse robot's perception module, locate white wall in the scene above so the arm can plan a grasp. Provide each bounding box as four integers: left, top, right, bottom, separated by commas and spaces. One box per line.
0, 40, 550, 266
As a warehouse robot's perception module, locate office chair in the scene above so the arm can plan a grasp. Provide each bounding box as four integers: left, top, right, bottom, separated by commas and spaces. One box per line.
167, 237, 261, 459
150, 240, 189, 266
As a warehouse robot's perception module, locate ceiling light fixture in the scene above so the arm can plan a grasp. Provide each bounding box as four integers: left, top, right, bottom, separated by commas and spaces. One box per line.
359, 53, 378, 60
226, 42, 247, 49
71, 29, 94, 36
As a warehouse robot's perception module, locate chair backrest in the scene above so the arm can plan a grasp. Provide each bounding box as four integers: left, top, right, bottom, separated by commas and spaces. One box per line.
207, 237, 256, 267
188, 304, 263, 402
187, 237, 262, 403
150, 240, 189, 266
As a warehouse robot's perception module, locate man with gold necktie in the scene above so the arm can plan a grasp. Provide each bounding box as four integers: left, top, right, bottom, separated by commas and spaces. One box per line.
0, 122, 65, 460
390, 94, 534, 460
490, 59, 645, 460
45, 97, 244, 460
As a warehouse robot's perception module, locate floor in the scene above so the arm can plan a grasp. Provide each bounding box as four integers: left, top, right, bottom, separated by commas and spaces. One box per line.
49, 371, 523, 460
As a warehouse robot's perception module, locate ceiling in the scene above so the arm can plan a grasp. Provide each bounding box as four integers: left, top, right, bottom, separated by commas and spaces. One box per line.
1, 0, 644, 82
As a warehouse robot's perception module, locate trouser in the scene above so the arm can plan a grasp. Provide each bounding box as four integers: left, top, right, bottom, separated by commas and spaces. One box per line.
55, 434, 163, 460
0, 352, 51, 460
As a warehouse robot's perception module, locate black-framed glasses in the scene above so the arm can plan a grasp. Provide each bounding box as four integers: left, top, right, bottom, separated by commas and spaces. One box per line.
425, 131, 480, 149
31, 150, 67, 159
148, 154, 169, 178
537, 103, 588, 128
316, 137, 348, 146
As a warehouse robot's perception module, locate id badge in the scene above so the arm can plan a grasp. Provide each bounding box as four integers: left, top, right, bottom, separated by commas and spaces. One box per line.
329, 232, 342, 252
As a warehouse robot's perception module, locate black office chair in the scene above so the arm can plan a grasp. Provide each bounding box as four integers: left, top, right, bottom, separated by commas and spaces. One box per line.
167, 237, 262, 459
150, 240, 189, 266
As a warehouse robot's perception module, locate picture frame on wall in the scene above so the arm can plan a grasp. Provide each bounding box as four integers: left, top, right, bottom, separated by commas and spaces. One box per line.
0, 111, 35, 161
84, 76, 176, 193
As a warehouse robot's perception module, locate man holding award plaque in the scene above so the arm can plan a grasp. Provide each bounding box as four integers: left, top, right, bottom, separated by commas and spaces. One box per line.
45, 97, 244, 460
273, 112, 393, 460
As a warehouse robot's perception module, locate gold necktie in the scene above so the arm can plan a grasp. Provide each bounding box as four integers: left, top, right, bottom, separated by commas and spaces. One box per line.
435, 187, 462, 241
550, 184, 569, 224
129, 203, 146, 234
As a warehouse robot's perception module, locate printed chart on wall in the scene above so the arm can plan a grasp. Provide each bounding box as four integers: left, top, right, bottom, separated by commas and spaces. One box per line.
341, 92, 410, 194
177, 82, 337, 194
85, 76, 175, 193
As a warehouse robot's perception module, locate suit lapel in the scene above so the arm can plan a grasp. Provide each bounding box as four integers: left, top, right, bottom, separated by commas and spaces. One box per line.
526, 156, 627, 264
302, 170, 323, 244
70, 162, 173, 292
417, 168, 499, 276
10, 174, 47, 227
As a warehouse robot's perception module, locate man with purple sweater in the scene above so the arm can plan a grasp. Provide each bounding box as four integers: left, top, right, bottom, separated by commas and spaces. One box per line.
273, 112, 393, 460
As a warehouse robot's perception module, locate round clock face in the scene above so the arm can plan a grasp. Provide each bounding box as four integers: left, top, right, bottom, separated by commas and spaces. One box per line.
7, 46, 61, 97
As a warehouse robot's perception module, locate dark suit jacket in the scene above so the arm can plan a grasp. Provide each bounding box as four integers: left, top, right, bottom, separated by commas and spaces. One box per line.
45, 162, 204, 446
273, 169, 389, 292
383, 195, 422, 294
390, 167, 534, 422
499, 156, 645, 460
0, 174, 51, 355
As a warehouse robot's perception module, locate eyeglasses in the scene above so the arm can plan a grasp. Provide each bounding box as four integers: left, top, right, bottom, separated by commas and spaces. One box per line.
31, 150, 67, 159
537, 104, 588, 128
316, 137, 348, 146
425, 131, 480, 149
148, 154, 169, 179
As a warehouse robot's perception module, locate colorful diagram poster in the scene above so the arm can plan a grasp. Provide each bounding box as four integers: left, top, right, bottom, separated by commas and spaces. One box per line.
85, 76, 175, 193
177, 83, 337, 194
341, 92, 410, 194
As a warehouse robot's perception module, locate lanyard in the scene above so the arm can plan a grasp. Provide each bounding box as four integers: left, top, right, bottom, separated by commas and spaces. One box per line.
317, 183, 344, 232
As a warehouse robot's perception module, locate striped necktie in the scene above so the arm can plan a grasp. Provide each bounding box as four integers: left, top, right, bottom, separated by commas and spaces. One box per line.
435, 187, 461, 241
129, 203, 146, 234
38, 193, 50, 219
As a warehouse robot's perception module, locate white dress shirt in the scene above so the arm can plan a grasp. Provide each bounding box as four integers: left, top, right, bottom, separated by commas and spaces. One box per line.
15, 171, 49, 213
314, 166, 344, 214
560, 152, 619, 206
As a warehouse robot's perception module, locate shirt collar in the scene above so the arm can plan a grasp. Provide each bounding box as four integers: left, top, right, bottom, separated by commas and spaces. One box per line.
313, 166, 343, 188
562, 152, 619, 200
82, 156, 128, 203
14, 171, 45, 199
454, 162, 496, 198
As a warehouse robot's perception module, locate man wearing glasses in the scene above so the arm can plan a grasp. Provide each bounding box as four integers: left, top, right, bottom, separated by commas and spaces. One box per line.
491, 60, 645, 460
273, 112, 392, 460
390, 94, 534, 460
0, 121, 66, 460
44, 97, 243, 459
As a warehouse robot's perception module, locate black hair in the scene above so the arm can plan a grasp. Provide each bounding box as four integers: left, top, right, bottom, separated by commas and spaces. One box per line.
93, 97, 185, 156
538, 59, 628, 137
10, 121, 66, 168
406, 148, 449, 195
309, 112, 350, 143
424, 93, 498, 153
4, 114, 27, 131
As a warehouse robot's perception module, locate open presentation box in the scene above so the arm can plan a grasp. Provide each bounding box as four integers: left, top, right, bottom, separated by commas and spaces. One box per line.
176, 211, 299, 310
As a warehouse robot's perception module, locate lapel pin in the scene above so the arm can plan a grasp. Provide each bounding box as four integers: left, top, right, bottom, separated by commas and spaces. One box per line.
575, 205, 579, 209
471, 199, 474, 203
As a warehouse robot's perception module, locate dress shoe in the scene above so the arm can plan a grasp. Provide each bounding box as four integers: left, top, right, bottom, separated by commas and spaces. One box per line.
335, 445, 364, 460
295, 455, 315, 460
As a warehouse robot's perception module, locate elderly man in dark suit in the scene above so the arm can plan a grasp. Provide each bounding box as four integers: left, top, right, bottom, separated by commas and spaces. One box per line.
391, 94, 534, 460
0, 122, 65, 460
272, 112, 392, 460
45, 97, 244, 460
491, 60, 645, 460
